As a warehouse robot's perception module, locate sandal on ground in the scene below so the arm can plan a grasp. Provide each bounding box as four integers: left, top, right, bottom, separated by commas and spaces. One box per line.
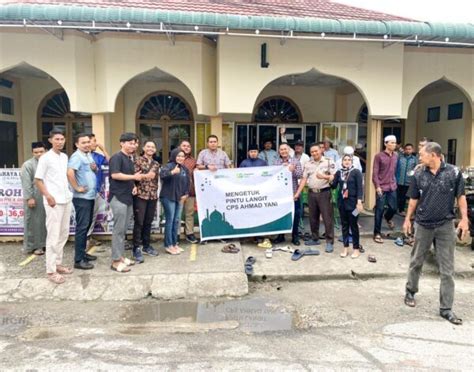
351, 251, 360, 259
56, 265, 73, 275
368, 255, 377, 263
404, 291, 416, 307
440, 310, 462, 325
121, 257, 135, 266
273, 246, 294, 254
340, 248, 348, 258
110, 262, 131, 273
33, 249, 44, 256
257, 239, 273, 249
165, 247, 180, 255
373, 235, 384, 244
265, 249, 273, 259
246, 256, 257, 265
48, 272, 65, 284
222, 243, 240, 253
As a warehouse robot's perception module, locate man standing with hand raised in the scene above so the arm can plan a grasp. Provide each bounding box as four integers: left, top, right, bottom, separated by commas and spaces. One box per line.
108, 133, 145, 272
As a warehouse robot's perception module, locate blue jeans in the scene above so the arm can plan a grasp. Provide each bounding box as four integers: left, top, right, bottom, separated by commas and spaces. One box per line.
161, 197, 183, 248
73, 198, 95, 263
374, 190, 397, 235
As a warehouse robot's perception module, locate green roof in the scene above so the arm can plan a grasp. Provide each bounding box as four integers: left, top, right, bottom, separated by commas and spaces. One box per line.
0, 4, 473, 39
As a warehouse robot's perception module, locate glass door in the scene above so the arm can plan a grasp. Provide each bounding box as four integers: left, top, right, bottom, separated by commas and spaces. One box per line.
276, 125, 303, 149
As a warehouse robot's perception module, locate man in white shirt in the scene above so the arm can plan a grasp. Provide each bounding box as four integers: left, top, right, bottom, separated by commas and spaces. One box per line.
35, 129, 74, 284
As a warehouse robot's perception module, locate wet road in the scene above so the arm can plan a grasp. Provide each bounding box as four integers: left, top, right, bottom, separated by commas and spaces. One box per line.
1, 277, 473, 371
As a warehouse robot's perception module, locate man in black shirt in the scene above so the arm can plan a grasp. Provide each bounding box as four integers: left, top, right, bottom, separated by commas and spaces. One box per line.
109, 133, 144, 272
403, 142, 469, 325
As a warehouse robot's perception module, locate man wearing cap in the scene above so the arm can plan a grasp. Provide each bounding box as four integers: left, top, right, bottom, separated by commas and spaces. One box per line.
258, 139, 279, 166
295, 143, 336, 253
323, 139, 340, 163
372, 135, 398, 243
239, 144, 270, 247
336, 146, 362, 172
109, 133, 145, 272
20, 142, 47, 256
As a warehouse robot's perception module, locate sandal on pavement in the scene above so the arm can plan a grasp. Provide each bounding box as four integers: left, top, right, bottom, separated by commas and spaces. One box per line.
222, 243, 240, 253
351, 251, 360, 259
440, 310, 462, 325
340, 249, 348, 258
265, 249, 273, 259
121, 257, 135, 266
404, 291, 416, 307
33, 249, 45, 256
257, 239, 273, 249
272, 246, 295, 254
246, 256, 257, 265
165, 247, 180, 255
373, 235, 384, 244
291, 249, 304, 261
48, 272, 65, 284
56, 265, 73, 275
110, 262, 131, 273
368, 255, 377, 263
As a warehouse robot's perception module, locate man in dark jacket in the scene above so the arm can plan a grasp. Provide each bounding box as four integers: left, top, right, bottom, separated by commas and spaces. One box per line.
239, 144, 269, 247
240, 144, 267, 168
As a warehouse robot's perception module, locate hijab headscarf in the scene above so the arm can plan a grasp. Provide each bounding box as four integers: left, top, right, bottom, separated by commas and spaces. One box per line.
169, 148, 184, 164
340, 154, 354, 199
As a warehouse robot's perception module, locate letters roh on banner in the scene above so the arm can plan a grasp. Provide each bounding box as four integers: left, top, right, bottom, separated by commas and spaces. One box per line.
194, 166, 294, 241
0, 168, 161, 236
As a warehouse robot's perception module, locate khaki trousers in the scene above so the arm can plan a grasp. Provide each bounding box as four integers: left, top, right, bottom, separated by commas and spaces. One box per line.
184, 196, 196, 236
44, 202, 72, 274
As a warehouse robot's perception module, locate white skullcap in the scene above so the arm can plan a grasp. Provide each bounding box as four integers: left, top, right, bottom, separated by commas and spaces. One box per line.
343, 146, 354, 155
384, 135, 397, 143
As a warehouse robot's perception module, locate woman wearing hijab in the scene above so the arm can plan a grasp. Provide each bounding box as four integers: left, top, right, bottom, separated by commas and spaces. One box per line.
332, 154, 364, 258
160, 148, 189, 255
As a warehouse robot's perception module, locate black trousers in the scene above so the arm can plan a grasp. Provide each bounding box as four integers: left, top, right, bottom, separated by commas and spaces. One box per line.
133, 197, 158, 248
397, 185, 409, 213
339, 206, 360, 249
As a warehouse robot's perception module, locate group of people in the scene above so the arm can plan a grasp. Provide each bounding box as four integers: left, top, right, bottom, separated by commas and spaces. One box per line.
20, 129, 469, 324
21, 130, 211, 282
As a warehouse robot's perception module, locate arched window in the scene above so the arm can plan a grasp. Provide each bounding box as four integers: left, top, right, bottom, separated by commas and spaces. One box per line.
254, 97, 301, 123
38, 90, 91, 154
136, 92, 193, 163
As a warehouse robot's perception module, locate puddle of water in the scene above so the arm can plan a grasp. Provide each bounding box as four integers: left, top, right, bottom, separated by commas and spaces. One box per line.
122, 298, 293, 333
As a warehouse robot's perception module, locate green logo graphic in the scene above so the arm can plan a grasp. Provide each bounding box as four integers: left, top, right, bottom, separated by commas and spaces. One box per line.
200, 208, 292, 238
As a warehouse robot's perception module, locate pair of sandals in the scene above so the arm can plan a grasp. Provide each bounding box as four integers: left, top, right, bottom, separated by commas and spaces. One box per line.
405, 292, 462, 325
291, 249, 320, 261
340, 250, 360, 259
110, 257, 135, 273
222, 243, 240, 254
48, 265, 73, 284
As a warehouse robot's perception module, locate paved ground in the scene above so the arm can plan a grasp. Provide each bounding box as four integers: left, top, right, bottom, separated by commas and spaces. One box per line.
0, 211, 473, 301
0, 277, 472, 370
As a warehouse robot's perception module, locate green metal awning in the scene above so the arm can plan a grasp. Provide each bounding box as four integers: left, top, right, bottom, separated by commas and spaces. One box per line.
0, 3, 473, 39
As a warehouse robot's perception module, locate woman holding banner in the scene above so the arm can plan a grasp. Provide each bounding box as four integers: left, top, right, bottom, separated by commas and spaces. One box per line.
160, 148, 189, 255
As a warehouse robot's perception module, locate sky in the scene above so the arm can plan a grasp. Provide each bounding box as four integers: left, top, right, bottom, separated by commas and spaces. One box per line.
335, 0, 474, 23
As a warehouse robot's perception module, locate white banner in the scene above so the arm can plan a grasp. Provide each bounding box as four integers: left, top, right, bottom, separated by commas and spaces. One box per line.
194, 166, 294, 241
